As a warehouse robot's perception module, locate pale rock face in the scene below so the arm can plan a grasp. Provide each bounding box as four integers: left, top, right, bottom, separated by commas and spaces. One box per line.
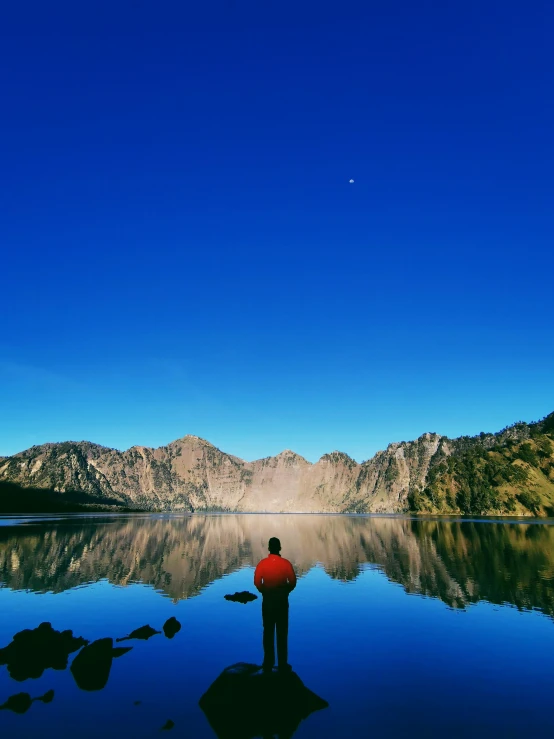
0, 433, 449, 512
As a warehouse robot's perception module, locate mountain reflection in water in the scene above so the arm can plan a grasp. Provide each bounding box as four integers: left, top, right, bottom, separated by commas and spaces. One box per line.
1, 513, 554, 618
2, 514, 554, 738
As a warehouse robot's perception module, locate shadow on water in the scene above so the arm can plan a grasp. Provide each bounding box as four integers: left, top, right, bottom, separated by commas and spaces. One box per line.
199, 662, 328, 739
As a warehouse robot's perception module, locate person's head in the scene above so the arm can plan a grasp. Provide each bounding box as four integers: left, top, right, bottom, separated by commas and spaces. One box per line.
268, 537, 281, 554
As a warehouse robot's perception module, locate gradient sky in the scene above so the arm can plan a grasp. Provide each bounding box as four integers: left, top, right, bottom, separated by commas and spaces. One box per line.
1, 1, 553, 462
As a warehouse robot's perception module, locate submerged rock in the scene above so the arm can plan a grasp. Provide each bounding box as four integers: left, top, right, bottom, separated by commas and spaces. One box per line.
0, 622, 88, 681
112, 646, 132, 658
0, 692, 33, 714
38, 689, 55, 704
160, 719, 175, 730
70, 638, 132, 691
116, 625, 161, 642
199, 662, 328, 739
163, 617, 181, 639
224, 591, 258, 604
0, 689, 55, 714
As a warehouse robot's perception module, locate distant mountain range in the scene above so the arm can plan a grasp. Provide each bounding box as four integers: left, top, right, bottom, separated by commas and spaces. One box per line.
1, 411, 553, 515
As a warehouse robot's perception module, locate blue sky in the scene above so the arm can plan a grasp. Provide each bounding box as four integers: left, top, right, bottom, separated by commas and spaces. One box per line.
1, 0, 553, 462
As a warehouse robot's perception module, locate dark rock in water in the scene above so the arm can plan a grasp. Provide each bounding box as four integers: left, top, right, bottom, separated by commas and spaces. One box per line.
0, 688, 55, 714
70, 638, 131, 691
163, 617, 181, 639
160, 719, 175, 731
224, 591, 258, 604
0, 692, 33, 714
133, 700, 142, 706
116, 625, 161, 642
0, 622, 88, 681
70, 638, 113, 692
199, 662, 328, 739
37, 689, 55, 704
112, 647, 133, 659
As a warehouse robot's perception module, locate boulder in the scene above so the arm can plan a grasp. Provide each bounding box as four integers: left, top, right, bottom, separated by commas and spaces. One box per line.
163, 617, 181, 639
199, 663, 328, 739
116, 625, 160, 642
70, 638, 131, 691
0, 692, 33, 714
224, 592, 258, 604
0, 689, 54, 714
0, 622, 88, 681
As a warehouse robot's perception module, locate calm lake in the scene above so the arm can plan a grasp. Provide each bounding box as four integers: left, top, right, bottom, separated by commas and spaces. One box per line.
1, 513, 554, 738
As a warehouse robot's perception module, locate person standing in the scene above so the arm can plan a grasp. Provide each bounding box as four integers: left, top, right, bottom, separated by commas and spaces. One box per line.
254, 537, 297, 672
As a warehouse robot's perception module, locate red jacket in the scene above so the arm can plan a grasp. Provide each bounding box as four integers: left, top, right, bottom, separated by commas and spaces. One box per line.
254, 554, 297, 596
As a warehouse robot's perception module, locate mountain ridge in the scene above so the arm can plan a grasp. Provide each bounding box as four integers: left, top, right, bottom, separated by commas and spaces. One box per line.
1, 411, 553, 515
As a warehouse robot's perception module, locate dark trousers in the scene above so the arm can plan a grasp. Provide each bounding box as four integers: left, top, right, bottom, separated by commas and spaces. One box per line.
262, 596, 289, 668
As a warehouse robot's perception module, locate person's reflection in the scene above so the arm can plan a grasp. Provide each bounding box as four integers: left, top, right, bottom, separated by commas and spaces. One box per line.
254, 537, 297, 672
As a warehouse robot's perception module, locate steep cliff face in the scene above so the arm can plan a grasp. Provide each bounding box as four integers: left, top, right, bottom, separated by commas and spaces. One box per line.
0, 442, 126, 504
352, 433, 445, 512
0, 435, 443, 513
1, 412, 552, 513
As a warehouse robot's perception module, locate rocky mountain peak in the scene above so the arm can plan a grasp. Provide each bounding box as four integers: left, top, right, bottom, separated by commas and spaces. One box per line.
273, 450, 310, 464
1, 411, 552, 515
319, 451, 358, 468
170, 434, 215, 447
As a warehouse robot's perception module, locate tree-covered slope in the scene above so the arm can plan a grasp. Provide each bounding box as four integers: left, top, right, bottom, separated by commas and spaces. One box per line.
408, 413, 554, 516
0, 480, 136, 513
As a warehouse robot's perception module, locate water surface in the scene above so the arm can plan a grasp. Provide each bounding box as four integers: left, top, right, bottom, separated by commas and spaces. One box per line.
1, 513, 554, 737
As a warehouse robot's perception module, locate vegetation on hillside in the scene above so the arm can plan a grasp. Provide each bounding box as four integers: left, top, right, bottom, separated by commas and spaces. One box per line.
0, 481, 138, 514
408, 414, 554, 516
2, 411, 553, 517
